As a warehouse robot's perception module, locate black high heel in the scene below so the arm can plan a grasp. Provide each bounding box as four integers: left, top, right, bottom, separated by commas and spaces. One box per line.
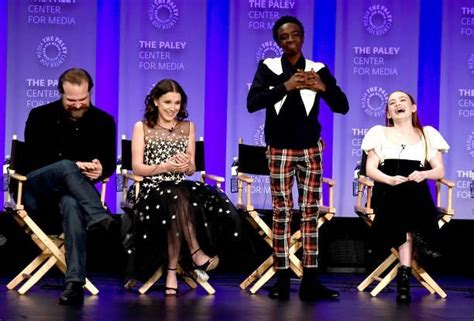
191, 248, 219, 272
165, 267, 179, 296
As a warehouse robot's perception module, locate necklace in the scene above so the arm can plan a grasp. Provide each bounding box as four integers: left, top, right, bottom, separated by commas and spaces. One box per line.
156, 121, 177, 132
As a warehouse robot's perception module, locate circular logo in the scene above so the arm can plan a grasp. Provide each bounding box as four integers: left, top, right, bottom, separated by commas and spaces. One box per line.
361, 86, 388, 117
149, 0, 179, 29
363, 5, 392, 36
256, 41, 283, 63
253, 124, 266, 146
467, 132, 474, 158
36, 36, 68, 68
468, 53, 474, 75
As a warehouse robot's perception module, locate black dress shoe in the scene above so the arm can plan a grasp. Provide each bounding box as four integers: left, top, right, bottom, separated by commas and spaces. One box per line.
299, 281, 340, 301
268, 269, 290, 300
268, 283, 290, 300
299, 268, 339, 301
59, 282, 84, 305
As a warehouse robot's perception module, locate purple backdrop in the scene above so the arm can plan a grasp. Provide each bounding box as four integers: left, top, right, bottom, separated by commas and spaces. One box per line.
0, 1, 471, 218
5, 0, 97, 145
439, 0, 473, 219
333, 0, 421, 217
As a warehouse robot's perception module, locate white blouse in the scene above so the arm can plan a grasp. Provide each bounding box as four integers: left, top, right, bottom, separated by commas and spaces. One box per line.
361, 125, 449, 163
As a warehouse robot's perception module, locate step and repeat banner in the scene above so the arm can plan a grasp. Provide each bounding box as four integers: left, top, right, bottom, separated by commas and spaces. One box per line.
439, 0, 474, 219
2, 1, 472, 217
225, 0, 314, 209
5, 0, 97, 149
333, 0, 421, 217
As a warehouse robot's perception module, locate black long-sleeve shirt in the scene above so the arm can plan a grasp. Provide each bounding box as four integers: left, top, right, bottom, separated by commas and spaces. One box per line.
247, 55, 349, 149
24, 99, 116, 181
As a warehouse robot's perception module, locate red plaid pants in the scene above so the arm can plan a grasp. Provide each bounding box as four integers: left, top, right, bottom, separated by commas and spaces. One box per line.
268, 141, 323, 269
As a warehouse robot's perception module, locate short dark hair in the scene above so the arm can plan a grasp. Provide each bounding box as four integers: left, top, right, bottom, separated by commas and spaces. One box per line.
143, 79, 188, 128
272, 15, 305, 43
58, 68, 94, 94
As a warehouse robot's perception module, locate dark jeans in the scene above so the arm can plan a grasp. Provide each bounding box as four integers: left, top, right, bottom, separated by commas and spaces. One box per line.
23, 160, 109, 284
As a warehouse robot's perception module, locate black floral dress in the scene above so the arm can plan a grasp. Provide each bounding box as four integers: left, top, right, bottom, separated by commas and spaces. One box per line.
124, 121, 241, 281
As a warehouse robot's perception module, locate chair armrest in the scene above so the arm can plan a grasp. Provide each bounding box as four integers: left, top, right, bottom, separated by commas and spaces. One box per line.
10, 172, 27, 182
436, 177, 455, 228
99, 177, 110, 207
321, 177, 336, 209
354, 175, 375, 225
5, 171, 27, 210
200, 172, 224, 189
237, 173, 254, 184
438, 177, 454, 188
236, 173, 255, 211
358, 175, 374, 187
202, 173, 225, 183
122, 170, 143, 182
322, 177, 335, 186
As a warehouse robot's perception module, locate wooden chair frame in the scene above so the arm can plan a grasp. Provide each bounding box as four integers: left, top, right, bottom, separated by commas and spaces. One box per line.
236, 139, 336, 294
354, 175, 455, 299
120, 135, 221, 295
4, 136, 102, 295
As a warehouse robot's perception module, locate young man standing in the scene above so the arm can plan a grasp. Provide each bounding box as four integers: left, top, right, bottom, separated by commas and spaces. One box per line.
247, 16, 349, 301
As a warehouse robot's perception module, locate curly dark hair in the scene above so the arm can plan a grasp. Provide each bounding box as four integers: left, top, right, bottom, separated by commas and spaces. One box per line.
143, 79, 188, 128
272, 15, 305, 44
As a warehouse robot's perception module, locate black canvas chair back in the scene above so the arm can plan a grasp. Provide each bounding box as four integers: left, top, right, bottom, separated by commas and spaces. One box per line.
195, 140, 205, 172
121, 138, 132, 171
237, 143, 269, 176
9, 138, 27, 175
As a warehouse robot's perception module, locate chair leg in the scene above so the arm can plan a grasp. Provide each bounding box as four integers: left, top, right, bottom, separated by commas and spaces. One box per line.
357, 253, 398, 292
250, 266, 276, 294
412, 264, 447, 298
240, 255, 273, 290
18, 256, 59, 295
139, 266, 164, 294
7, 254, 49, 290
370, 263, 399, 297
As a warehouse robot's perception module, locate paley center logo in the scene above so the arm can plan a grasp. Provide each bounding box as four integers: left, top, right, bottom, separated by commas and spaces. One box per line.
468, 53, 474, 75
149, 0, 179, 29
36, 36, 68, 68
256, 41, 283, 63
253, 124, 266, 147
363, 4, 392, 36
467, 132, 474, 158
361, 86, 388, 117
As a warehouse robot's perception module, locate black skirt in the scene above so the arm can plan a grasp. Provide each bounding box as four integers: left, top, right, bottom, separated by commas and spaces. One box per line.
123, 179, 242, 281
370, 159, 439, 256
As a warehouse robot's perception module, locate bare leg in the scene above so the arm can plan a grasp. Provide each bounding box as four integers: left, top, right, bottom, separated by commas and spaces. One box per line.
181, 220, 212, 267
166, 228, 181, 295
398, 232, 413, 267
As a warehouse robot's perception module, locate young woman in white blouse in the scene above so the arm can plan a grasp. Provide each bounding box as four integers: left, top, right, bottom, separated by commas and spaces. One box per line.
361, 90, 449, 303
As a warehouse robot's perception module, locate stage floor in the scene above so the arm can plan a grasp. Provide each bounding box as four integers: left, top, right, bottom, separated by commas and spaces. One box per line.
0, 273, 473, 321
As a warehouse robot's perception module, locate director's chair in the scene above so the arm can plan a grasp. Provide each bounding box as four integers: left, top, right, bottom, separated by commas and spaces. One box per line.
237, 139, 336, 294
120, 135, 222, 295
354, 170, 455, 298
4, 135, 102, 295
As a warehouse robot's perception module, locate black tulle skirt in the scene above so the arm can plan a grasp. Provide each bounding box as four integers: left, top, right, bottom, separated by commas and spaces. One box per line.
370, 159, 439, 257
123, 179, 241, 281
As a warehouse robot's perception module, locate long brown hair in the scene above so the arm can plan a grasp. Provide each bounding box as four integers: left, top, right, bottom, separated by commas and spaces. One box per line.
143, 79, 188, 128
